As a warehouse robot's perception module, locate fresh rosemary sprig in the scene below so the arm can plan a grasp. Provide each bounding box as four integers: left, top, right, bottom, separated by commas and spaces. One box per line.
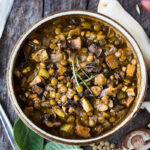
72, 61, 80, 86
80, 68, 89, 78
77, 74, 93, 95
79, 74, 98, 85
72, 56, 96, 98
76, 57, 89, 78
85, 65, 96, 68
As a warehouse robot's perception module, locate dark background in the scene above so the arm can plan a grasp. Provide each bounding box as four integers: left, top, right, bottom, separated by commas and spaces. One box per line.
0, 0, 150, 149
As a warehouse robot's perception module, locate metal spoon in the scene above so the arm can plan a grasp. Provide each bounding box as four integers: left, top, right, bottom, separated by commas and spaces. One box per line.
0, 103, 19, 150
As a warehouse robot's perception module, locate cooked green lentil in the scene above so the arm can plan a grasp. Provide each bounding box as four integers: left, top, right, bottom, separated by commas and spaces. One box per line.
14, 15, 138, 139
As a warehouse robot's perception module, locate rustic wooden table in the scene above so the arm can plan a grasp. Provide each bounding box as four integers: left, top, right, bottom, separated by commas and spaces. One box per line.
0, 0, 150, 149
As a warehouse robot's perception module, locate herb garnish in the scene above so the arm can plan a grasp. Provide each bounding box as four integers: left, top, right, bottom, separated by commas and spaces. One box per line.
71, 56, 97, 97
72, 61, 80, 86
79, 74, 98, 85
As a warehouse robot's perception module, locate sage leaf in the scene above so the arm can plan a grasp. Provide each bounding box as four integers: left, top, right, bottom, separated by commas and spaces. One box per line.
44, 142, 82, 150
13, 119, 44, 150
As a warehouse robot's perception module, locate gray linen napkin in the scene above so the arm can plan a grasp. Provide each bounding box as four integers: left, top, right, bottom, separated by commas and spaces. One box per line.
0, 0, 14, 38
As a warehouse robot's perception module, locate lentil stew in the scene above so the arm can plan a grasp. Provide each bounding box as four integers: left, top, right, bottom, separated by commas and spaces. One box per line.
13, 15, 138, 139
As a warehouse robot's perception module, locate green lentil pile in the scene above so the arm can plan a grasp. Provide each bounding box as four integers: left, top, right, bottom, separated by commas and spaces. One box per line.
90, 141, 121, 150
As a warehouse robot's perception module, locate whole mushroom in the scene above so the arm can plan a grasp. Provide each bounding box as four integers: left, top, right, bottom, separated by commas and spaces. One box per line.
121, 129, 150, 150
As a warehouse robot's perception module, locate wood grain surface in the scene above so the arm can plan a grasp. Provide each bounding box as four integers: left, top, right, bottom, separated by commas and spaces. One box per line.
0, 0, 149, 149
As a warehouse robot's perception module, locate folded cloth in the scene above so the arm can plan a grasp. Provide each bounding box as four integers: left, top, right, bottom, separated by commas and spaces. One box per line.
0, 0, 14, 38
98, 0, 150, 75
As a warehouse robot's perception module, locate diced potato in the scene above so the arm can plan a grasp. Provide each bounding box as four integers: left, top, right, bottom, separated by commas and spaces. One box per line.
81, 97, 93, 112
102, 112, 110, 118
39, 63, 46, 69
117, 109, 128, 118
108, 100, 114, 108
125, 97, 134, 107
60, 124, 74, 134
78, 48, 88, 55
21, 77, 27, 87
14, 68, 21, 78
98, 115, 105, 123
81, 22, 91, 29
31, 49, 48, 62
55, 109, 65, 118
109, 117, 116, 123
89, 118, 96, 127
94, 125, 103, 134
33, 39, 39, 44
50, 90, 56, 98
91, 86, 102, 96
29, 93, 38, 99
66, 88, 76, 99
81, 31, 85, 36
30, 75, 43, 86
120, 50, 127, 61
68, 27, 80, 38
68, 107, 75, 114
101, 96, 109, 105
51, 53, 63, 63
24, 107, 33, 117
94, 74, 107, 86
94, 99, 108, 112
41, 101, 50, 107
55, 27, 61, 34
106, 54, 119, 69
76, 125, 91, 138
67, 116, 75, 123
126, 64, 136, 77
38, 68, 49, 78
124, 79, 131, 85
97, 31, 106, 40
126, 87, 136, 97
71, 37, 82, 49
55, 33, 65, 41
22, 66, 31, 74
76, 85, 83, 93
103, 121, 111, 129
87, 53, 94, 62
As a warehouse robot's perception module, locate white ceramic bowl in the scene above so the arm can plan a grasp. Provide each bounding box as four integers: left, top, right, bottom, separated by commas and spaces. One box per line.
7, 10, 147, 145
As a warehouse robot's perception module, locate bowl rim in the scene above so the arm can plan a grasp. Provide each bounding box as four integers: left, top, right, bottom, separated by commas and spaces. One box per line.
7, 10, 147, 145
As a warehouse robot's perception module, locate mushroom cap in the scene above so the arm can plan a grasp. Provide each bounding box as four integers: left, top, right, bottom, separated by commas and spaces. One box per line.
121, 128, 150, 150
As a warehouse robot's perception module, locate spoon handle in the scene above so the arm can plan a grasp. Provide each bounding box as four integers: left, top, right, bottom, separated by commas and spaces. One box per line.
0, 104, 19, 150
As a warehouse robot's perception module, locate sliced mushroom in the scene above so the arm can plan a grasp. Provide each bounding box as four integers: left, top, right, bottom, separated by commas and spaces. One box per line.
31, 49, 48, 62
121, 128, 150, 150
71, 37, 82, 49
32, 85, 43, 95
44, 120, 61, 127
88, 44, 97, 53
61, 40, 67, 49
96, 48, 103, 57
30, 75, 43, 86
94, 99, 108, 112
